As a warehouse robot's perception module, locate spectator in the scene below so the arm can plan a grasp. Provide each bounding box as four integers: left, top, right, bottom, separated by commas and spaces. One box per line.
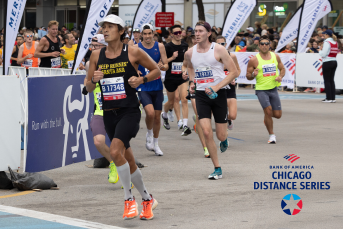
253, 37, 260, 45
309, 41, 319, 53
246, 26, 254, 37
11, 35, 24, 66
123, 34, 130, 44
281, 42, 294, 53
270, 40, 277, 52
247, 44, 259, 52
128, 28, 141, 46
217, 27, 222, 35
322, 26, 328, 32
181, 29, 187, 40
211, 28, 218, 42
153, 34, 159, 42
229, 36, 242, 52
239, 38, 253, 52
255, 21, 262, 35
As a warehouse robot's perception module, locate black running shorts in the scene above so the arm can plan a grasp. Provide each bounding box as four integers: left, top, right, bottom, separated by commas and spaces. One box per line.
163, 77, 188, 92
103, 107, 141, 149
195, 89, 227, 123
138, 90, 164, 110
226, 84, 237, 99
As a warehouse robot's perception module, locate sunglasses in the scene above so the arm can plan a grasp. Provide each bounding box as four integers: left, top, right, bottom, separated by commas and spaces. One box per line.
219, 42, 225, 46
133, 29, 140, 32
26, 35, 33, 38
173, 31, 182, 35
260, 42, 270, 46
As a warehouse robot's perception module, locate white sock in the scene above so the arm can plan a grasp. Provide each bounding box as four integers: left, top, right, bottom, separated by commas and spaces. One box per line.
162, 112, 168, 119
147, 129, 153, 136
116, 162, 133, 200
183, 119, 188, 127
154, 138, 158, 144
131, 168, 151, 200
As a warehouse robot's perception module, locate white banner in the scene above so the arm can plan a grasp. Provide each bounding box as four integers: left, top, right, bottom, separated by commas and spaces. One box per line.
296, 53, 343, 89
234, 52, 296, 89
4, 0, 27, 75
297, 0, 332, 53
131, 0, 161, 39
222, 0, 257, 49
275, 6, 302, 53
71, 0, 113, 74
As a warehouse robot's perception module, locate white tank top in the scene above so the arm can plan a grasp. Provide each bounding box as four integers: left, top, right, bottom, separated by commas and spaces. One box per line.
191, 42, 226, 91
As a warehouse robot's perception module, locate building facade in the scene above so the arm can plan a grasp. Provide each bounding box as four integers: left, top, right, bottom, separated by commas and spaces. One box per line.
0, 0, 342, 34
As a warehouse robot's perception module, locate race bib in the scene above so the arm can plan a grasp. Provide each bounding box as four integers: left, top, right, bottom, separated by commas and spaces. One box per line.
23, 59, 33, 67
195, 66, 214, 84
100, 77, 126, 101
96, 92, 103, 110
51, 57, 61, 68
262, 63, 276, 77
171, 62, 182, 74
68, 60, 74, 69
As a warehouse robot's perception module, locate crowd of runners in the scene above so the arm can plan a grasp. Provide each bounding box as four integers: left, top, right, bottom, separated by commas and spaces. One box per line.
1, 13, 340, 221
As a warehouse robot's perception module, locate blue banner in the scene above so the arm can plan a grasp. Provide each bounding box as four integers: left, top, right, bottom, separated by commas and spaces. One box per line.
27, 75, 108, 172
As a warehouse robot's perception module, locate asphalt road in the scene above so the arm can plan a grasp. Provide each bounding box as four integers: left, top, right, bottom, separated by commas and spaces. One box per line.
1, 89, 343, 229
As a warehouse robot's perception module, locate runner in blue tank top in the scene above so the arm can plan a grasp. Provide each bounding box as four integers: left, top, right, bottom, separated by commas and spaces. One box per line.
135, 23, 169, 156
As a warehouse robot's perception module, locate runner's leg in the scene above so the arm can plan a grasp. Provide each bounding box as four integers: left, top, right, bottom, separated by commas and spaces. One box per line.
191, 98, 206, 148
179, 81, 189, 127
199, 118, 220, 168
173, 88, 181, 122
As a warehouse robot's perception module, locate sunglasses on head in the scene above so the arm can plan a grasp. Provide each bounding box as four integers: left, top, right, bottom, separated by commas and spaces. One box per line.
260, 42, 270, 46
133, 29, 140, 32
173, 31, 182, 35
26, 35, 33, 38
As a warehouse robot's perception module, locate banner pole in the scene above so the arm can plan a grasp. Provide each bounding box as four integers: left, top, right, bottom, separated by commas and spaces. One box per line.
279, 12, 292, 32
332, 11, 343, 28
2, 0, 7, 75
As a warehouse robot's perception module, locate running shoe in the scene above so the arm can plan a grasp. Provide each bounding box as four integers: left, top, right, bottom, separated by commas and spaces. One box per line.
181, 125, 192, 136
193, 124, 197, 134
161, 113, 170, 130
268, 135, 276, 144
204, 148, 210, 158
177, 120, 183, 130
322, 99, 332, 103
145, 133, 154, 151
227, 120, 234, 130
123, 197, 138, 220
208, 167, 222, 180
140, 194, 158, 220
154, 144, 163, 156
331, 100, 336, 103
108, 163, 119, 184
167, 110, 174, 122
220, 138, 229, 152
192, 114, 196, 123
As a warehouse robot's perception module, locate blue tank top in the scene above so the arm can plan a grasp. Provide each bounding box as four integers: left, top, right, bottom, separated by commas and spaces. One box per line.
137, 41, 163, 91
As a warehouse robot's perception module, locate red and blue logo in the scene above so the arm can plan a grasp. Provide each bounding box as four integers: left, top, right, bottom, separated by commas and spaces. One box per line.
281, 194, 303, 215
313, 59, 323, 76
284, 154, 300, 163
284, 58, 296, 76
243, 55, 254, 65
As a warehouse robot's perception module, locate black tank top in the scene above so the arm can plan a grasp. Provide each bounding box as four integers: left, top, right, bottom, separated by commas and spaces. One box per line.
39, 35, 61, 67
11, 46, 20, 66
97, 44, 139, 109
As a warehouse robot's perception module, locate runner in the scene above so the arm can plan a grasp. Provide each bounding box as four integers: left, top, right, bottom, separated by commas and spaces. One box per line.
136, 24, 168, 156
184, 21, 238, 179
162, 24, 191, 136
82, 34, 119, 181
128, 28, 141, 46
215, 35, 241, 130
246, 35, 285, 144
86, 14, 158, 220
11, 35, 24, 66
60, 33, 77, 69
17, 30, 39, 70
34, 20, 65, 68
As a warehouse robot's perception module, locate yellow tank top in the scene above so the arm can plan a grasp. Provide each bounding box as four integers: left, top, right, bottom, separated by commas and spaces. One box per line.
60, 44, 77, 69
93, 83, 103, 116
255, 52, 280, 90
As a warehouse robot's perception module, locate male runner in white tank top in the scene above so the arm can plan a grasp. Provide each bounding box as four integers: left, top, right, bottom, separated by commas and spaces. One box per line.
184, 21, 238, 180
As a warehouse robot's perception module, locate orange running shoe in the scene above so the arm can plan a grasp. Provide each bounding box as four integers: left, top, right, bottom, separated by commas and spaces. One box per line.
123, 197, 138, 220
140, 194, 158, 220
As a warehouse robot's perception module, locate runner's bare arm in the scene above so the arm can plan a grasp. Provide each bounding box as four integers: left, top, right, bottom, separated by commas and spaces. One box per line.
275, 54, 285, 82
185, 49, 196, 93
128, 39, 135, 46
246, 57, 258, 80
231, 53, 241, 76
16, 45, 25, 64
34, 37, 59, 58
158, 43, 169, 71
128, 46, 160, 88
212, 45, 238, 92
86, 50, 101, 92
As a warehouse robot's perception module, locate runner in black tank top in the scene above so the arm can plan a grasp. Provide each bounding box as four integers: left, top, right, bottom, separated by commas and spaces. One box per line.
39, 35, 61, 68
11, 45, 20, 66
85, 14, 160, 221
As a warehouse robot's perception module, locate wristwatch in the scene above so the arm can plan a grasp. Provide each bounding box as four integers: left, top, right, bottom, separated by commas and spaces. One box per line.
143, 76, 148, 84
91, 77, 98, 84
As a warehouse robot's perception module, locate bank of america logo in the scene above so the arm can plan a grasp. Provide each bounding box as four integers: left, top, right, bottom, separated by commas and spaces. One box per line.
284, 154, 300, 163
313, 59, 323, 76
243, 55, 254, 65
281, 194, 303, 215
284, 58, 296, 75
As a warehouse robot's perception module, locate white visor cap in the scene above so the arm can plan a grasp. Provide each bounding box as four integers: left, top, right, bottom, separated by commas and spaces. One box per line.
98, 14, 125, 28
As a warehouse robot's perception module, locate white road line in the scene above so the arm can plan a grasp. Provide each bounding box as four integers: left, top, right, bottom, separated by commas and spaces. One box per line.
0, 205, 126, 229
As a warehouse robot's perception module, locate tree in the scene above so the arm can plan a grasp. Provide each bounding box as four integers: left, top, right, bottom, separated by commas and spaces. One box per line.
196, 0, 205, 21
